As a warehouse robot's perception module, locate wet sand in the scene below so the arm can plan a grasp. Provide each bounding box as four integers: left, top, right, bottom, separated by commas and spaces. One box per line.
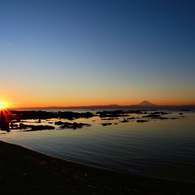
0, 140, 194, 194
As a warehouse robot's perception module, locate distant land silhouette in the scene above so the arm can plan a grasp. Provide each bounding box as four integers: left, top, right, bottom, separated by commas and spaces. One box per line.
136, 101, 157, 106
9, 101, 195, 110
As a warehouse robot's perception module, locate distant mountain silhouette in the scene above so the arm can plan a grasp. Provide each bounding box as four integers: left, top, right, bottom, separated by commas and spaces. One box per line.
136, 101, 157, 106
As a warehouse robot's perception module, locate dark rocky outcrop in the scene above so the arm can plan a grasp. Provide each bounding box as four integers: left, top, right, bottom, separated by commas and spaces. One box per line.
55, 121, 91, 130
121, 118, 129, 123
101, 123, 112, 126
19, 123, 55, 131
10, 110, 95, 120
97, 110, 143, 119
137, 120, 148, 123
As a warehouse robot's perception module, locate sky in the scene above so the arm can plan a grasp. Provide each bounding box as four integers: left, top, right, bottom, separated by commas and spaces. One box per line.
0, 0, 195, 108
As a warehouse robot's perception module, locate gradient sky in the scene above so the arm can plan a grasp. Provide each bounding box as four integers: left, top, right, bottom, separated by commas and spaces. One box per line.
0, 0, 195, 107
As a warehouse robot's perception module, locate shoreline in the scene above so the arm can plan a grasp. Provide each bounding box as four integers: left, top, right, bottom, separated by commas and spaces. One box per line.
0, 140, 195, 194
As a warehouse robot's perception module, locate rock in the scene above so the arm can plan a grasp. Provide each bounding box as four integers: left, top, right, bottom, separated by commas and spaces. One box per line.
121, 119, 129, 123
137, 120, 148, 123
101, 123, 112, 126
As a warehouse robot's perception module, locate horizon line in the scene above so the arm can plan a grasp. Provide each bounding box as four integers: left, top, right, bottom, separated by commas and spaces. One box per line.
7, 103, 195, 109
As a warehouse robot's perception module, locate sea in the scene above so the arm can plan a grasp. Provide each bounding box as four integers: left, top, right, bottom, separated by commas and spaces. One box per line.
0, 108, 195, 183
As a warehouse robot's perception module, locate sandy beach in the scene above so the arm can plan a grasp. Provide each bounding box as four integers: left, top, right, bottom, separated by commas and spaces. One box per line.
0, 140, 194, 194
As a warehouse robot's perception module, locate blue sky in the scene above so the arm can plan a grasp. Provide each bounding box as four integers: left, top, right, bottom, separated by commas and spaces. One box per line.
0, 0, 195, 107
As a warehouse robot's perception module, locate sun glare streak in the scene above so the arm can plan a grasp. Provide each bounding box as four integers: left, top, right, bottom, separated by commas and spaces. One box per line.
0, 103, 16, 131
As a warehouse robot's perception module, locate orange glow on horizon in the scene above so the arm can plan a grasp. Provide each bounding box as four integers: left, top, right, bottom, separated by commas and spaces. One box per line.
1, 90, 194, 109
1, 80, 194, 108
7, 99, 195, 108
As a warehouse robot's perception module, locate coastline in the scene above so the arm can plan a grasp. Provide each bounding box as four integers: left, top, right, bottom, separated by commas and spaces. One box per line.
0, 140, 195, 194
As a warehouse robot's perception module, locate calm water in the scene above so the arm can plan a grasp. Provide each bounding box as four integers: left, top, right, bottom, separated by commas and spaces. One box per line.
1, 109, 195, 182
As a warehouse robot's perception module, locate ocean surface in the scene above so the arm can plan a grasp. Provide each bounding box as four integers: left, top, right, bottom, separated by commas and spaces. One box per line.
0, 108, 195, 182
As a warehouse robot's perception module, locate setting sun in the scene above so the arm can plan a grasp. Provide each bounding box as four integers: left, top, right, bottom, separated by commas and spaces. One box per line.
0, 101, 9, 109
0, 103, 4, 108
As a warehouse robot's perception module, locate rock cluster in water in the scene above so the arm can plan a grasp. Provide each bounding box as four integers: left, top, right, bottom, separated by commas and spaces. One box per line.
0, 109, 186, 132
